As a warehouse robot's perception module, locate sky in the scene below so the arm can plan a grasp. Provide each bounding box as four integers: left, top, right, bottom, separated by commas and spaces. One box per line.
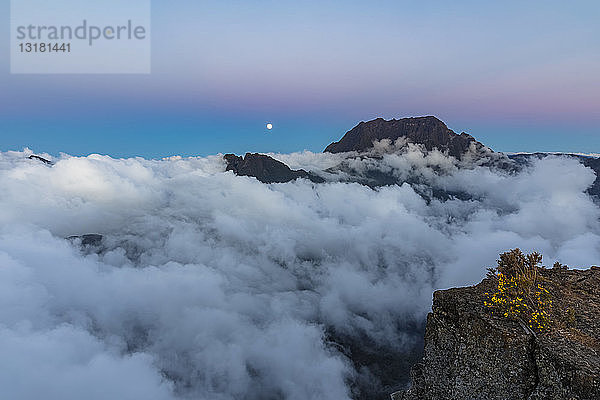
1, 0, 599, 158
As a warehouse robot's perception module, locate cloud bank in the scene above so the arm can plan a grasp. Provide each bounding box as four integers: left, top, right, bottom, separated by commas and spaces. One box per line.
0, 148, 598, 399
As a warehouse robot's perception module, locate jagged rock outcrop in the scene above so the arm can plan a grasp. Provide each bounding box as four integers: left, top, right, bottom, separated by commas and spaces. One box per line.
67, 234, 104, 247
324, 116, 486, 159
224, 153, 324, 183
396, 267, 600, 400
28, 154, 53, 165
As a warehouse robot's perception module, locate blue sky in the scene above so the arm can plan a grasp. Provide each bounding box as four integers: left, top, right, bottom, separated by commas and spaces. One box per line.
1, 0, 599, 158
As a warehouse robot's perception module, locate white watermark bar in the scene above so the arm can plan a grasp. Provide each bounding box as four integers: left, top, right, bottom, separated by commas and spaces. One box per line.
10, 0, 151, 74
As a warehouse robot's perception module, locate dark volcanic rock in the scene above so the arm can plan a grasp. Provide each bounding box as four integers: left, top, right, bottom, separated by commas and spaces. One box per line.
397, 267, 600, 400
68, 234, 104, 247
324, 116, 484, 159
28, 155, 53, 165
327, 324, 425, 400
581, 157, 600, 197
224, 153, 324, 184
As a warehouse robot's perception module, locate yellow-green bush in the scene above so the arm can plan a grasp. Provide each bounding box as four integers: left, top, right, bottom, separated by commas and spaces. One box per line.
484, 249, 552, 331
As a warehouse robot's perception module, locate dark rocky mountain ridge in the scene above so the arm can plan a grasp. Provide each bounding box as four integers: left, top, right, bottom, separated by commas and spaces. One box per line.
221, 117, 600, 202
324, 116, 485, 159
28, 154, 53, 165
224, 153, 325, 184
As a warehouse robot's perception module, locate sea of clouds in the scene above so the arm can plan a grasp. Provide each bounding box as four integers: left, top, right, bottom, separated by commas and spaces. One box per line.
0, 147, 599, 400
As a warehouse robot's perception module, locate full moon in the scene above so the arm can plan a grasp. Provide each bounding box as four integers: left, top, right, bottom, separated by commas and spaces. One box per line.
266, 123, 273, 130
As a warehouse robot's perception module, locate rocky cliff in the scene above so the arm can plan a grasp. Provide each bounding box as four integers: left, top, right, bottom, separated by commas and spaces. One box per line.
396, 266, 600, 400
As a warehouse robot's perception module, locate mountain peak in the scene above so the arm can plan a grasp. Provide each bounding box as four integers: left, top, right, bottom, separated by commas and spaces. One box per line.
224, 153, 324, 184
324, 116, 484, 158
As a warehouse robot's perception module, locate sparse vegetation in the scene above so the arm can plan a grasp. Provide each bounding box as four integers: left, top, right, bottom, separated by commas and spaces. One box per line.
484, 249, 553, 331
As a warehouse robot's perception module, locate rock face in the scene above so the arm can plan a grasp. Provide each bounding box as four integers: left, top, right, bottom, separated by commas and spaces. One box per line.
396, 267, 600, 400
224, 153, 324, 183
581, 156, 600, 198
324, 116, 484, 158
67, 234, 104, 247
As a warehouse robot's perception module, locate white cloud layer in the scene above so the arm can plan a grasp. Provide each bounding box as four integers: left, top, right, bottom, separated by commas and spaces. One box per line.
0, 148, 598, 399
